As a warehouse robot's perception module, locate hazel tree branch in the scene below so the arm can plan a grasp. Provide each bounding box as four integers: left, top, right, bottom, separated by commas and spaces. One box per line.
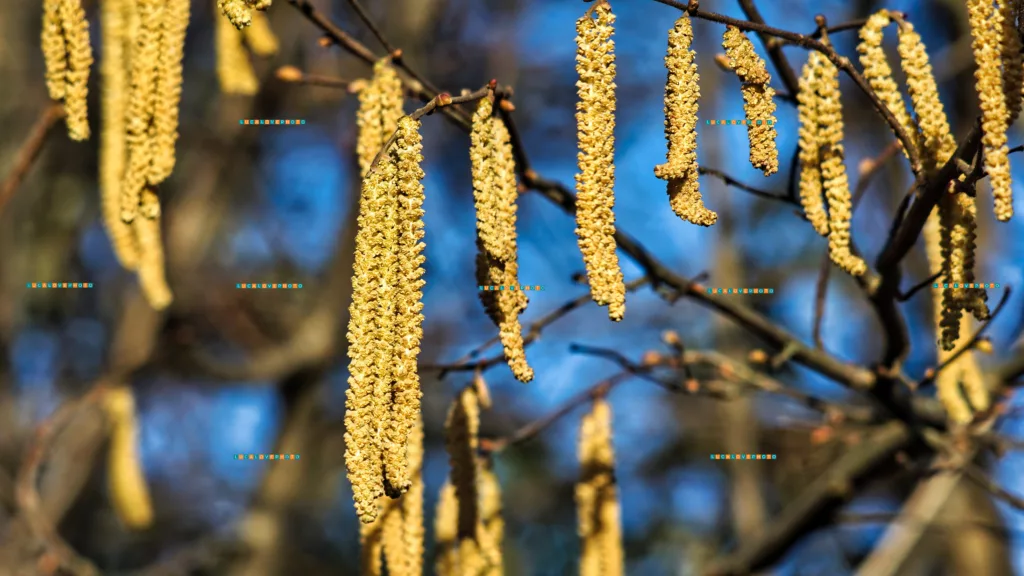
0, 104, 66, 217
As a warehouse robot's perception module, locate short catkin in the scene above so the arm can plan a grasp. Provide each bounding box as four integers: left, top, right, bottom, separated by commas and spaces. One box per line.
42, 0, 68, 100
104, 385, 154, 530
58, 0, 93, 141
796, 51, 830, 237
575, 3, 626, 322
655, 14, 717, 227
215, 6, 259, 95
577, 398, 624, 576
356, 59, 403, 176
134, 187, 173, 309
722, 27, 778, 176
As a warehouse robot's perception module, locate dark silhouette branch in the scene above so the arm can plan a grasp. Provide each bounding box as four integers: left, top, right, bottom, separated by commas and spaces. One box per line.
0, 104, 66, 217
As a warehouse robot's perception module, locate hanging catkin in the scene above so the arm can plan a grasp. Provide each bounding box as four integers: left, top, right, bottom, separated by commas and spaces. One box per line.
1001, 0, 1023, 123
722, 27, 778, 176
445, 386, 481, 544
577, 398, 624, 576
215, 6, 258, 95
218, 0, 252, 29
967, 0, 1014, 221
470, 99, 533, 382
478, 464, 504, 575
244, 11, 279, 57
122, 0, 161, 223
857, 10, 919, 160
401, 416, 425, 576
51, 0, 93, 141
575, 2, 626, 322
149, 0, 190, 184
134, 187, 173, 309
104, 385, 154, 530
356, 59, 404, 176
359, 514, 385, 576
435, 480, 459, 576
42, 0, 67, 100
100, 0, 140, 269
655, 14, 717, 227
796, 51, 830, 236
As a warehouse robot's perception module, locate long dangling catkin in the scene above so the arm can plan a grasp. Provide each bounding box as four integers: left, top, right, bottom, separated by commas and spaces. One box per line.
356, 59, 403, 176
134, 187, 173, 309
478, 464, 504, 575
104, 385, 154, 530
655, 14, 717, 227
445, 386, 481, 544
56, 0, 92, 141
402, 416, 425, 576
857, 10, 919, 160
575, 3, 626, 322
215, 7, 258, 95
1001, 0, 1023, 123
435, 480, 459, 576
244, 11, 279, 57
380, 500, 407, 576
100, 0, 140, 269
218, 0, 252, 29
577, 398, 624, 576
967, 0, 1014, 221
796, 51, 830, 236
122, 0, 161, 223
722, 27, 778, 176
42, 0, 67, 100
815, 45, 867, 277
149, 0, 190, 184
359, 511, 385, 576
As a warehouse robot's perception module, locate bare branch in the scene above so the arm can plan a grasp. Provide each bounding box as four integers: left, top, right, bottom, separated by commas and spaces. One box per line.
0, 104, 66, 216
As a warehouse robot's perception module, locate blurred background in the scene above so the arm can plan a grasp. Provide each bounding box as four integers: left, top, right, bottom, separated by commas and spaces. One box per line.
2, 0, 1024, 573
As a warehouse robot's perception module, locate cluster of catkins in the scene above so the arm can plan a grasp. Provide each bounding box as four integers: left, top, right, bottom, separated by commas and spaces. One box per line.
103, 385, 154, 530
216, 0, 278, 94
852, 9, 1001, 423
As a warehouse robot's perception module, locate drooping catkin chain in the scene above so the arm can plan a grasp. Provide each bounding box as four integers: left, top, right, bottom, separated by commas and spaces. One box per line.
478, 464, 504, 575
215, 5, 259, 95
445, 385, 481, 544
796, 51, 830, 237
470, 99, 533, 382
967, 0, 1014, 221
366, 417, 424, 576
41, 0, 93, 141
134, 186, 173, 309
722, 27, 778, 177
856, 10, 919, 161
575, 3, 626, 322
42, 0, 68, 100
1001, 0, 1023, 123
357, 59, 404, 176
359, 514, 385, 576
577, 397, 624, 576
435, 480, 459, 576
122, 0, 161, 224
103, 385, 154, 530
100, 0, 140, 270
149, 0, 190, 184
401, 416, 425, 576
655, 14, 717, 227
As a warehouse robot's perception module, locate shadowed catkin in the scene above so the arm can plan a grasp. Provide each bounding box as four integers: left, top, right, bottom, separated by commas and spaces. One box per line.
968, 0, 1014, 221
857, 10, 919, 160
42, 0, 67, 100
577, 398, 624, 576
722, 27, 778, 176
104, 385, 154, 530
100, 0, 140, 269
445, 386, 481, 544
470, 99, 533, 382
216, 7, 258, 95
359, 514, 385, 576
655, 14, 717, 227
244, 11, 279, 57
218, 0, 252, 29
796, 51, 830, 237
401, 416, 425, 576
149, 0, 190, 184
575, 3, 626, 322
1001, 0, 1023, 123
478, 465, 504, 575
435, 481, 459, 576
134, 187, 173, 309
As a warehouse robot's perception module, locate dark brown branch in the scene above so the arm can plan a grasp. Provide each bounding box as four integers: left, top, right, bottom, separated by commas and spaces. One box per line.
895, 270, 943, 303
698, 166, 794, 204
0, 104, 66, 216
342, 0, 395, 54
812, 250, 830, 350
964, 464, 1024, 511
918, 286, 1012, 388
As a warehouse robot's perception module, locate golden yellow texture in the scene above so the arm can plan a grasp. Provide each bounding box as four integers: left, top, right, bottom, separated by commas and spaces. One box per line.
722, 27, 778, 176
445, 386, 480, 543
435, 480, 459, 576
244, 11, 279, 57
359, 511, 385, 576
42, 0, 67, 100
857, 10, 920, 160
134, 187, 173, 309
968, 0, 1013, 221
575, 4, 626, 322
577, 398, 624, 576
149, 0, 190, 184
655, 14, 717, 227
103, 385, 154, 530
382, 116, 427, 496
356, 60, 403, 176
815, 47, 867, 277
247, 0, 273, 10
478, 465, 504, 575
60, 0, 93, 141
100, 0, 140, 270
796, 51, 830, 236
470, 99, 534, 382
122, 0, 160, 223
215, 8, 258, 95
218, 0, 252, 29
402, 416, 425, 576
381, 500, 407, 575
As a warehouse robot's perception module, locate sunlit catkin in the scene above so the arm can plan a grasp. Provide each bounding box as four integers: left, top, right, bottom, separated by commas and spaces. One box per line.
134, 187, 173, 309
435, 481, 459, 576
100, 0, 140, 269
577, 398, 624, 576
215, 7, 258, 95
796, 51, 830, 236
575, 3, 626, 322
478, 465, 504, 575
59, 0, 93, 141
218, 0, 252, 29
359, 511, 385, 576
356, 59, 404, 176
122, 0, 161, 223
244, 11, 279, 57
42, 0, 67, 100
722, 27, 778, 176
655, 14, 716, 227
149, 0, 190, 184
381, 116, 427, 496
968, 0, 1013, 221
445, 386, 481, 543
402, 416, 425, 576
103, 385, 154, 530
857, 10, 919, 159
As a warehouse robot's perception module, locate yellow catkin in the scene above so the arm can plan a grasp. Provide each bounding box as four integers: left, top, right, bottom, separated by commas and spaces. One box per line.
122, 0, 161, 223
359, 511, 385, 576
470, 100, 507, 262
381, 116, 426, 496
134, 187, 173, 309
215, 7, 258, 95
655, 14, 717, 227
857, 10, 920, 160
218, 0, 252, 29
100, 0, 140, 269
722, 27, 778, 176
796, 52, 830, 236
246, 0, 273, 10
435, 481, 460, 576
244, 11, 279, 57
402, 416, 425, 576
968, 0, 1013, 221
59, 0, 93, 141
356, 60, 403, 176
577, 398, 624, 576
42, 0, 67, 100
816, 45, 867, 277
380, 501, 407, 575
103, 385, 154, 530
575, 3, 626, 322
478, 465, 504, 575
445, 386, 480, 543
149, 0, 190, 184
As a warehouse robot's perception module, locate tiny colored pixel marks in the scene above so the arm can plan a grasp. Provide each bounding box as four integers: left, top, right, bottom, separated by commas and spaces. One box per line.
237, 283, 303, 289
478, 285, 544, 291
706, 288, 774, 294
705, 119, 775, 126
235, 454, 301, 460
935, 283, 999, 289
710, 454, 777, 460
240, 119, 306, 125
27, 282, 94, 288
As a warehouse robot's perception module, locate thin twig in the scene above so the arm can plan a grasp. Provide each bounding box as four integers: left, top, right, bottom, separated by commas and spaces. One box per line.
0, 104, 66, 216
698, 166, 794, 204
964, 464, 1024, 510
275, 66, 355, 89
896, 270, 943, 303
342, 0, 395, 54
812, 250, 830, 349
